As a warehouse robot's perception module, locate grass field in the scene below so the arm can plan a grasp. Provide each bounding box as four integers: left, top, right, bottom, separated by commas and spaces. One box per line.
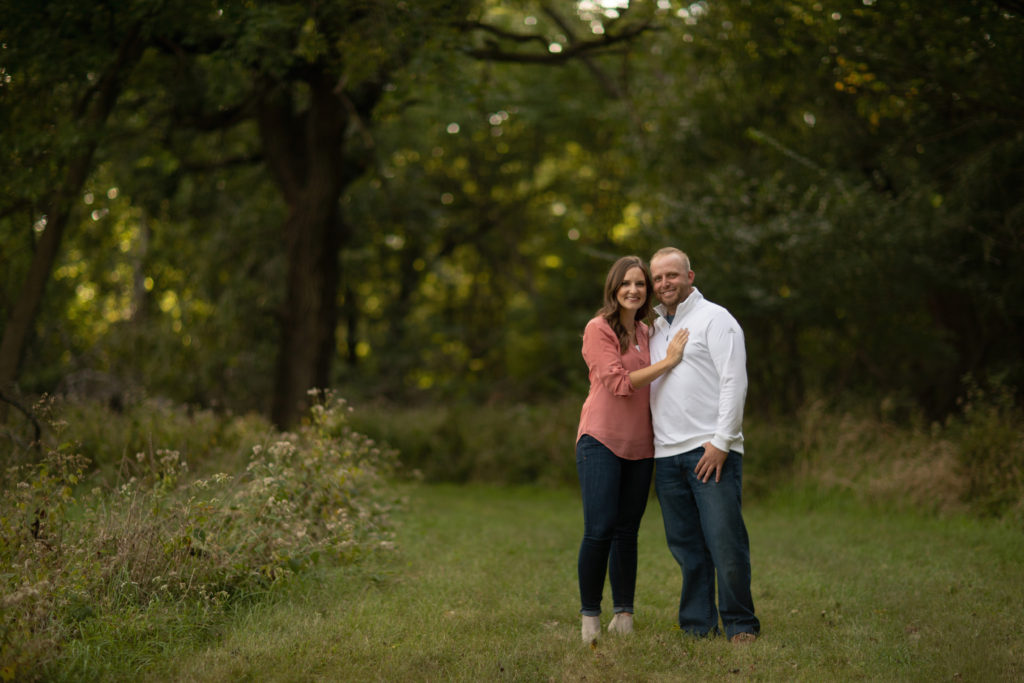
144, 483, 1023, 682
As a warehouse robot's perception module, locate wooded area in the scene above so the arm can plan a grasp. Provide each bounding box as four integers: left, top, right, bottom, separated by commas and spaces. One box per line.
2, 0, 1022, 429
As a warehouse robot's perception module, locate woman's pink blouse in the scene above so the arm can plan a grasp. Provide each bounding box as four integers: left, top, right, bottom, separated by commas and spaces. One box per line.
575, 316, 654, 460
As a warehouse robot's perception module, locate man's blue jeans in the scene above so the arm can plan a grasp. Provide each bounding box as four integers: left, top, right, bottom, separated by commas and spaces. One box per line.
576, 434, 653, 617
655, 447, 760, 638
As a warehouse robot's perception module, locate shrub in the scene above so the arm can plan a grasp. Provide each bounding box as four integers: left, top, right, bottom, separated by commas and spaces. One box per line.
46, 396, 275, 481
758, 399, 968, 515
948, 381, 1024, 519
348, 393, 1023, 521
348, 397, 580, 486
0, 390, 398, 681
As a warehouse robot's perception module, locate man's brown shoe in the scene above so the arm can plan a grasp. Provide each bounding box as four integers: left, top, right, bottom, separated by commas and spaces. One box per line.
730, 632, 757, 644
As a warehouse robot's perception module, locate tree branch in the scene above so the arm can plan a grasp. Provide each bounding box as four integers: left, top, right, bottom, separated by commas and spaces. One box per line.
463, 14, 655, 65
540, 3, 626, 99
460, 20, 551, 49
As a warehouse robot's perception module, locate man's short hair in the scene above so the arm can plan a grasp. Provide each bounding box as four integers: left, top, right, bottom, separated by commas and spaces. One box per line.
651, 247, 691, 272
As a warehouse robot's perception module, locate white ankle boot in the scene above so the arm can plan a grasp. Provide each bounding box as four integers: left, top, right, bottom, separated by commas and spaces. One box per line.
581, 615, 601, 643
607, 612, 634, 634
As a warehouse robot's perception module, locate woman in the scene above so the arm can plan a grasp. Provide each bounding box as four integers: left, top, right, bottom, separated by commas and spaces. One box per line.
576, 255, 688, 644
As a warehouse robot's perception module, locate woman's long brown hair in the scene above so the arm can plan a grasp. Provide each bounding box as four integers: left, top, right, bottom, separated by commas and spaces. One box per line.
595, 255, 652, 353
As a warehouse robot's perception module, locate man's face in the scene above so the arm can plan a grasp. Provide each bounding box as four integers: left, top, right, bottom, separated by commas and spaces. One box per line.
651, 254, 694, 310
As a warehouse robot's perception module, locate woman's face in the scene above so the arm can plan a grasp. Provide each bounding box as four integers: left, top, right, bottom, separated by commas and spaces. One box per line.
616, 266, 648, 313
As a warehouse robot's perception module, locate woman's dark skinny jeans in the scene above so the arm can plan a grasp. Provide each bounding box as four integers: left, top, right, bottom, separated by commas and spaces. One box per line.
576, 434, 653, 617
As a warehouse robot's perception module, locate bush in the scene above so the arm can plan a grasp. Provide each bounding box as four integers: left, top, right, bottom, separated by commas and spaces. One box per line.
948, 381, 1024, 519
40, 396, 275, 481
0, 390, 399, 681
349, 393, 1024, 522
348, 397, 581, 487
751, 399, 967, 515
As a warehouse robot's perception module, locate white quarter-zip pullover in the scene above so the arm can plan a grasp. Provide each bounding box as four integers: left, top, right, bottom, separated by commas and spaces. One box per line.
649, 287, 747, 458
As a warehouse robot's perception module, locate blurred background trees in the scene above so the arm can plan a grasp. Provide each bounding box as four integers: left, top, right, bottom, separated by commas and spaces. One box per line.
2, 0, 1021, 429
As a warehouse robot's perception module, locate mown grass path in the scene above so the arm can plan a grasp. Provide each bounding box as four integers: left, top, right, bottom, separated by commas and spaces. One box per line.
166, 483, 1023, 681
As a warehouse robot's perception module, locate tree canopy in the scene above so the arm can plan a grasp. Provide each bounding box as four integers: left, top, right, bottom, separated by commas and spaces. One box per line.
2, 0, 1022, 427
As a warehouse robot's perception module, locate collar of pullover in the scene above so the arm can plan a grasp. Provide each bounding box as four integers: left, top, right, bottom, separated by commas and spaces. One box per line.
655, 287, 703, 324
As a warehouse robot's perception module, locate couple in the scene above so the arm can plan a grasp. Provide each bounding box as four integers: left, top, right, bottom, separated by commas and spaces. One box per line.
575, 247, 760, 645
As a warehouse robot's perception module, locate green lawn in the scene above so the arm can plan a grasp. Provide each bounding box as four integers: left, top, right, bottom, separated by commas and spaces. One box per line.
158, 483, 1023, 681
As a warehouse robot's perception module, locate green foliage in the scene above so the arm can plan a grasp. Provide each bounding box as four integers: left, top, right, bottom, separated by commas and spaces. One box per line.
13, 394, 274, 483
339, 29, 627, 399
751, 382, 1024, 524
2, 0, 1022, 422
948, 380, 1024, 519
348, 391, 1024, 524
347, 397, 581, 486
0, 391, 398, 681
615, 0, 1024, 414
763, 398, 968, 515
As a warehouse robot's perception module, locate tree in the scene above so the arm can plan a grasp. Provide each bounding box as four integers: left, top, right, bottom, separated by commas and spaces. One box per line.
2, 0, 670, 427
0, 3, 147, 416
6, 0, 1019, 425
615, 0, 1024, 413
334, 0, 668, 399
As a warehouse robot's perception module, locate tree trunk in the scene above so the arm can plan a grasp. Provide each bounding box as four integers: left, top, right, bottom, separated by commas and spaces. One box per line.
259, 72, 351, 428
270, 192, 344, 428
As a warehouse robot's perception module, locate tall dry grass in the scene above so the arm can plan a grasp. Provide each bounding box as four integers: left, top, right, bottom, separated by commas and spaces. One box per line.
781, 385, 1023, 521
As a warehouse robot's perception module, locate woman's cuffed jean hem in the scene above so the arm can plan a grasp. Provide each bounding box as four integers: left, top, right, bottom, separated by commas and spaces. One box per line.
581, 605, 635, 617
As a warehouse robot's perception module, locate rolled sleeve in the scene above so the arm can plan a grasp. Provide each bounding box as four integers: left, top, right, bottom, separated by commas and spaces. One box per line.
582, 318, 636, 397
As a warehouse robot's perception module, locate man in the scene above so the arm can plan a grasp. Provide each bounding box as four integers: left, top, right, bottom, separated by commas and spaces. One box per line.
647, 247, 760, 643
